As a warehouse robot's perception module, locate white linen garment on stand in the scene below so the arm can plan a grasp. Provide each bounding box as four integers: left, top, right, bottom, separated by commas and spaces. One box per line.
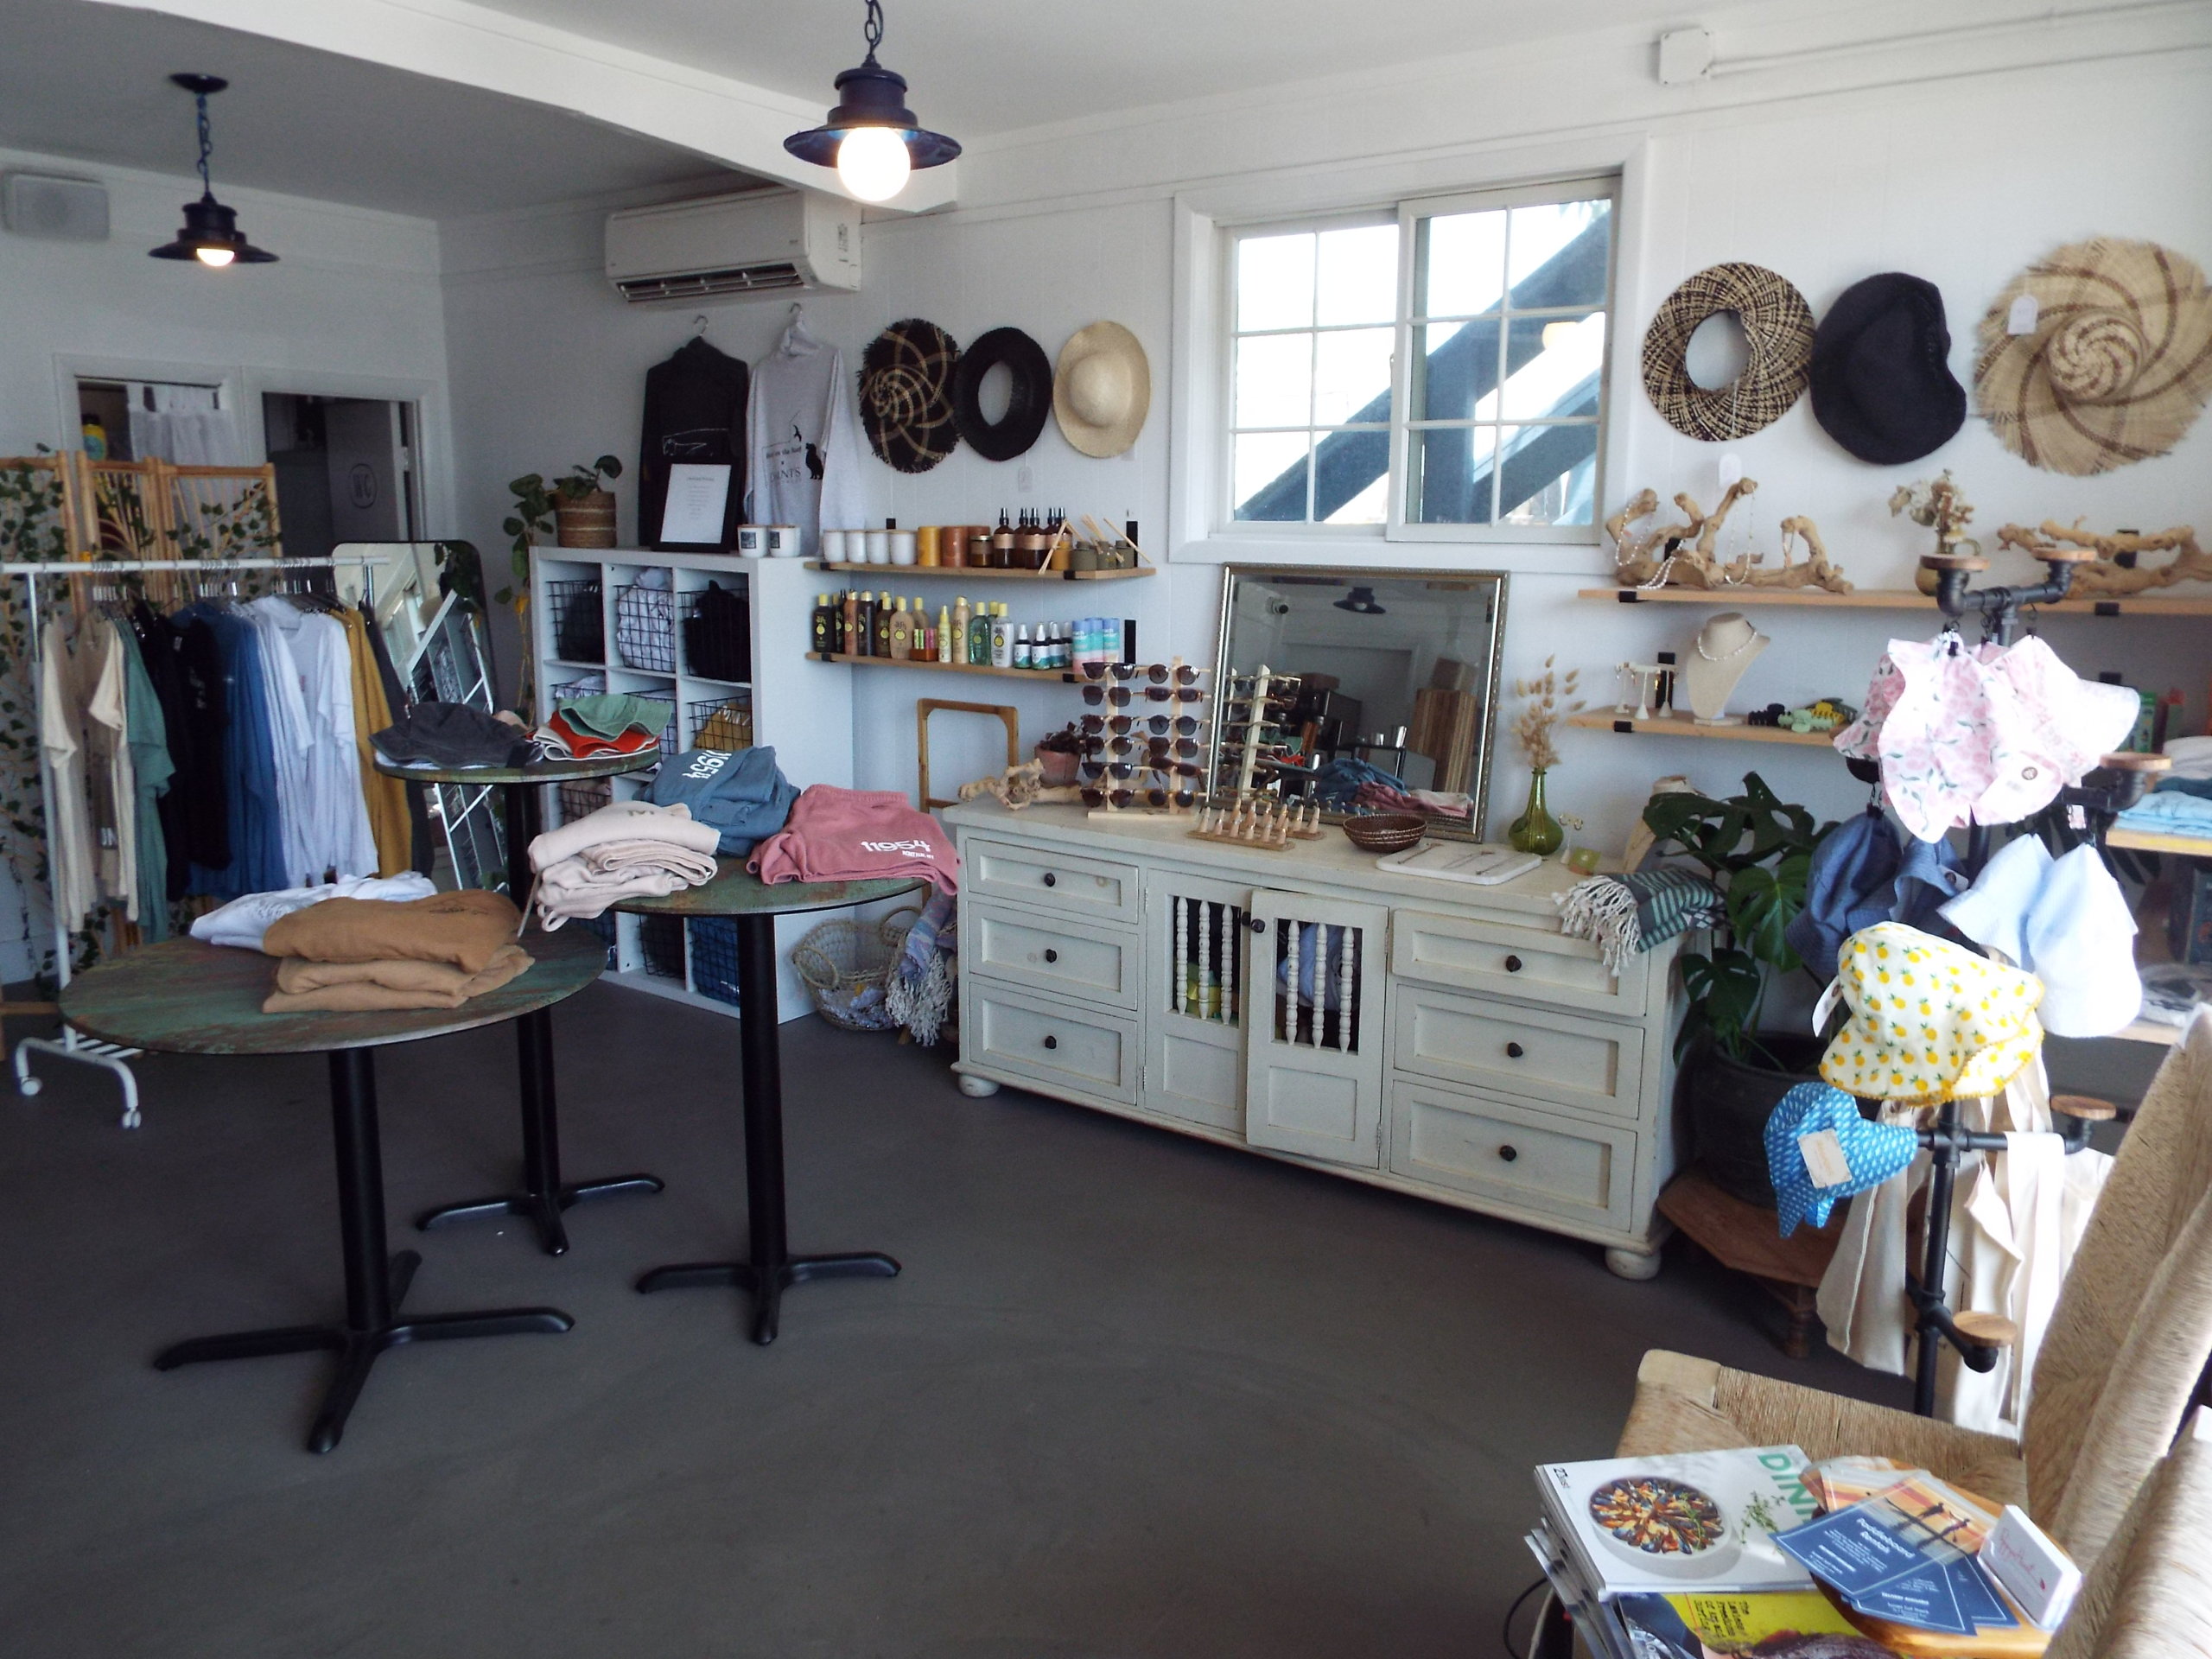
744, 315, 866, 557
245, 598, 377, 885
39, 617, 101, 928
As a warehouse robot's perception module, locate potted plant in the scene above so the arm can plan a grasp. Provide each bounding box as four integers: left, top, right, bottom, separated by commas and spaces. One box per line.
505, 454, 622, 575
1642, 771, 1835, 1207
1034, 723, 1083, 787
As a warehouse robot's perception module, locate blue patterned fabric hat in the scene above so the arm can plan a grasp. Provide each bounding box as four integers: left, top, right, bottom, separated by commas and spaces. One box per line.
1764, 1080, 1920, 1236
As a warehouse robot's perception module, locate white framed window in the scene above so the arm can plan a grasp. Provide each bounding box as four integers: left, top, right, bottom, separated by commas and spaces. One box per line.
1220, 175, 1616, 542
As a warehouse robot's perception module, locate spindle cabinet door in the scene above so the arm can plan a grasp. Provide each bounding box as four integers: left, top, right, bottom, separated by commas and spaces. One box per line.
1241, 887, 1389, 1167
1141, 870, 1254, 1135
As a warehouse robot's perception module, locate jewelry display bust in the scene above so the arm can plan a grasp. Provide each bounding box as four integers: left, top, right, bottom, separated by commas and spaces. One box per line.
1683, 612, 1770, 724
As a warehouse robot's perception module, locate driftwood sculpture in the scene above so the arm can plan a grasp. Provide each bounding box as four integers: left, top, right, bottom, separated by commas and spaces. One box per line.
1995, 520, 2209, 596
1608, 479, 1853, 594
955, 760, 1078, 810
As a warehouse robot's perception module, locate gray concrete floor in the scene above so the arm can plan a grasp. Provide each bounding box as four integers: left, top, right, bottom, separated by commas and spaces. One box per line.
0, 984, 1908, 1657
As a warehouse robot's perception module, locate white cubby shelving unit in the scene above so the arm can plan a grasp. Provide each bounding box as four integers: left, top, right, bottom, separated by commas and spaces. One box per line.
529, 548, 853, 1022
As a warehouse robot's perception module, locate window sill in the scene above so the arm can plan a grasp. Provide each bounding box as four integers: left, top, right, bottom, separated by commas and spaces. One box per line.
1174, 531, 1616, 577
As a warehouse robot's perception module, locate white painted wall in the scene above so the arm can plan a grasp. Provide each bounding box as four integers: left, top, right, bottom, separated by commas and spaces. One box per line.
0, 143, 451, 980
437, 13, 2212, 855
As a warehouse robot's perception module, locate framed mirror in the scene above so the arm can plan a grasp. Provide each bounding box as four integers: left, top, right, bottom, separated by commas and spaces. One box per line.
1207, 564, 1510, 840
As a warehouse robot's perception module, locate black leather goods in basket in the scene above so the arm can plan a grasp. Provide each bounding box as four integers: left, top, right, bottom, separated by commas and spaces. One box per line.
683, 581, 751, 683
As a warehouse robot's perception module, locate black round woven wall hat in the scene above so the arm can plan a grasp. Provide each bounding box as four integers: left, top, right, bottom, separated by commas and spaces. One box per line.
951, 327, 1052, 461
860, 318, 960, 473
1810, 272, 1967, 465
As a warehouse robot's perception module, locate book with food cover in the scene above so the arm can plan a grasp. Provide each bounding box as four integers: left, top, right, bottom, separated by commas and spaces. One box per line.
1536, 1446, 1821, 1595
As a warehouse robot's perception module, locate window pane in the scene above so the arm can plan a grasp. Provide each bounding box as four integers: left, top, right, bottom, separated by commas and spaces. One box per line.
1236, 232, 1315, 332
1411, 320, 1502, 423
1497, 424, 1599, 526
1421, 209, 1506, 317
1501, 310, 1605, 419
1507, 198, 1610, 308
1313, 428, 1391, 523
1235, 333, 1313, 429
1234, 431, 1311, 521
1313, 327, 1393, 425
1315, 224, 1399, 326
1407, 424, 1498, 524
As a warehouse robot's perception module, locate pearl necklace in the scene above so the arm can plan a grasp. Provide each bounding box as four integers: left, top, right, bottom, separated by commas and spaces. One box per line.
1696, 628, 1759, 664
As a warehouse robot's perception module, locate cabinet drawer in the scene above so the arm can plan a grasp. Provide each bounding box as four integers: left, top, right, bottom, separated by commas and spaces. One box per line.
965, 837, 1139, 925
968, 982, 1137, 1104
968, 904, 1137, 1011
1391, 907, 1645, 1014
1391, 984, 1644, 1120
1389, 1076, 1635, 1231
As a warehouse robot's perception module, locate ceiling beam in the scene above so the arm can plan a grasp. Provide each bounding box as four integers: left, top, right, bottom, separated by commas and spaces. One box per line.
82, 0, 960, 213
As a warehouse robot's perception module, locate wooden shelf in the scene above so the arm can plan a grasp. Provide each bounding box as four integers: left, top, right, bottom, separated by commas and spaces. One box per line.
2108, 823, 2212, 856
807, 562, 1153, 582
1566, 710, 1838, 746
1579, 586, 2212, 616
810, 652, 1077, 683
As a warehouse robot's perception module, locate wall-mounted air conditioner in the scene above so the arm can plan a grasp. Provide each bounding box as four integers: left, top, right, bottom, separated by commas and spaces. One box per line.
604, 188, 861, 304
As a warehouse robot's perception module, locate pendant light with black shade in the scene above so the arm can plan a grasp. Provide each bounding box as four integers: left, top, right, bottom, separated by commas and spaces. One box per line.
149, 74, 276, 267
783, 1, 960, 205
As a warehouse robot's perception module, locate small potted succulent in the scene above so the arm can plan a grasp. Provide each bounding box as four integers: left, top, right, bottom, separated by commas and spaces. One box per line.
1034, 722, 1083, 787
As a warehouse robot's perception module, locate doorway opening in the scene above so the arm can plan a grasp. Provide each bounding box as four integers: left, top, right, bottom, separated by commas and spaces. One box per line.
261, 393, 422, 561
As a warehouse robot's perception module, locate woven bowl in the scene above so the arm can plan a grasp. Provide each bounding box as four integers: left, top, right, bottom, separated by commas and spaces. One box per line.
1340, 812, 1427, 853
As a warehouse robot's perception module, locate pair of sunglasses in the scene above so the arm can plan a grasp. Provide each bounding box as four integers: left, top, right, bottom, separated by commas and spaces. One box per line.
1079, 759, 1139, 780
1081, 683, 1134, 707
1144, 685, 1203, 703
1143, 735, 1200, 759
1078, 734, 1136, 754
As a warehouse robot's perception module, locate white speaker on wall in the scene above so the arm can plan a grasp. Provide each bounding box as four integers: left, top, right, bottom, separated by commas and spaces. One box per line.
2, 173, 111, 242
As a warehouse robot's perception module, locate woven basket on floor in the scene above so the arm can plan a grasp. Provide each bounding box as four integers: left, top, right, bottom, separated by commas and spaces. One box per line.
790, 907, 920, 1031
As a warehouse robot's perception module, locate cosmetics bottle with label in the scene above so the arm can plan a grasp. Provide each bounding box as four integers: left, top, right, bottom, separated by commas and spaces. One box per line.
938, 606, 954, 664
853, 592, 875, 657
810, 593, 834, 656
887, 597, 912, 660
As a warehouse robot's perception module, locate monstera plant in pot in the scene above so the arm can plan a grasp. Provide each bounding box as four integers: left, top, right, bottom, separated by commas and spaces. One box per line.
1643, 772, 1835, 1208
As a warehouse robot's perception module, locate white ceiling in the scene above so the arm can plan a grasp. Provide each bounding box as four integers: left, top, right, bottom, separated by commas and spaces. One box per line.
470, 0, 1705, 137
0, 0, 753, 218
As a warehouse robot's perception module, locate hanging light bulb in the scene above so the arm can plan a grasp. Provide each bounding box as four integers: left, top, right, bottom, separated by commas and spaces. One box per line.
785, 1, 958, 204
149, 74, 277, 266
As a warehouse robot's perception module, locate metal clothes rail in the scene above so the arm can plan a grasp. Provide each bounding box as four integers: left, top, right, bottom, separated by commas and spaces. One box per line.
4, 555, 388, 1125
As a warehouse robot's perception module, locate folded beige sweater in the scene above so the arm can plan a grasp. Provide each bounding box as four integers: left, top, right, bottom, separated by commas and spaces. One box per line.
530, 799, 721, 871
261, 888, 522, 974
262, 944, 534, 1014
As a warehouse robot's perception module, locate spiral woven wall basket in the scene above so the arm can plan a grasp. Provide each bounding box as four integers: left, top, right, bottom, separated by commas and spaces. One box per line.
1641, 262, 1816, 442
859, 317, 961, 474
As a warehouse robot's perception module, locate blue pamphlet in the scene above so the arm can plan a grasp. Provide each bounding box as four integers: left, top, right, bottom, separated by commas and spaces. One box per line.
1775, 1497, 2015, 1637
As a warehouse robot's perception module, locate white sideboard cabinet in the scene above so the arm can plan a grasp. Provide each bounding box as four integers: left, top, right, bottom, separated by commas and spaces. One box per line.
943, 801, 1685, 1277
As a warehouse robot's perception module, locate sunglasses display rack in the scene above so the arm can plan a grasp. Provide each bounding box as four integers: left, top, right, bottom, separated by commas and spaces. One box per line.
1213, 665, 1306, 800
1187, 798, 1324, 851
1077, 658, 1207, 817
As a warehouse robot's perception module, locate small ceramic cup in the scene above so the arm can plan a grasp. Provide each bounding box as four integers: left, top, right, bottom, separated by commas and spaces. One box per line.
818, 528, 849, 563
765, 524, 800, 557
735, 524, 766, 556
890, 531, 918, 566
863, 529, 891, 564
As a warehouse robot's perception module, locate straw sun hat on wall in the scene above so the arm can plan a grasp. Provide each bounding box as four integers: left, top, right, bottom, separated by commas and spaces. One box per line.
1641, 263, 1816, 442
1976, 237, 2212, 477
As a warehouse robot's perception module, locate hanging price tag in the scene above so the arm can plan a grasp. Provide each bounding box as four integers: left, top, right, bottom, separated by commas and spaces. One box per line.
1718, 453, 1744, 491
1799, 1128, 1855, 1188
2007, 294, 2041, 335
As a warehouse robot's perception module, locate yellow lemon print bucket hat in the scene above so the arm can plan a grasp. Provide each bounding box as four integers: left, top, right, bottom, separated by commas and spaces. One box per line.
1820, 921, 2044, 1105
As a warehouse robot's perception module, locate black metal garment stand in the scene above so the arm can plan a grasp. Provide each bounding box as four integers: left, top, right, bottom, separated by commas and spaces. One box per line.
635, 912, 899, 1344
416, 777, 663, 1254
156, 1048, 575, 1452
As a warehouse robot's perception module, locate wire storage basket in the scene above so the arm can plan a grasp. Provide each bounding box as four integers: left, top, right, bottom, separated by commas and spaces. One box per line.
614, 581, 677, 672
790, 907, 920, 1031
548, 671, 607, 707
639, 912, 685, 981
681, 581, 751, 683
546, 578, 604, 664
689, 917, 741, 1007
688, 694, 753, 753
580, 911, 617, 969
556, 777, 613, 824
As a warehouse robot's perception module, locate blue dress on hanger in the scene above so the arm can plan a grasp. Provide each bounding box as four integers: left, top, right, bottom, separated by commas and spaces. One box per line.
183, 604, 285, 899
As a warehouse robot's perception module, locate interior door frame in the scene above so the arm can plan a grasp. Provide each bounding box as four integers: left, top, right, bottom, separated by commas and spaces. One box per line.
245, 368, 442, 543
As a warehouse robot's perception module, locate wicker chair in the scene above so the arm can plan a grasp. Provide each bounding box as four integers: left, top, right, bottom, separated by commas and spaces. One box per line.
1617, 1008, 2212, 1571
2047, 1406, 2212, 1659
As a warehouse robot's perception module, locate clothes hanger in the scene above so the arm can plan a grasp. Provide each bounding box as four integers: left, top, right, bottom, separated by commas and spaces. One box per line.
782, 301, 822, 353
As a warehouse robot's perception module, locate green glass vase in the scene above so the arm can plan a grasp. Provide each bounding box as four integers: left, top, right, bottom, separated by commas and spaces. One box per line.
1508, 768, 1564, 855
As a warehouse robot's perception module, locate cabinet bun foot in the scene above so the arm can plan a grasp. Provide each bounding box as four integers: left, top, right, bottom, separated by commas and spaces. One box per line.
1605, 1246, 1662, 1281
957, 1073, 1001, 1098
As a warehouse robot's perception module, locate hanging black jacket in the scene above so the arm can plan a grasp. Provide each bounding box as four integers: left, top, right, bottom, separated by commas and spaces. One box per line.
639, 337, 749, 550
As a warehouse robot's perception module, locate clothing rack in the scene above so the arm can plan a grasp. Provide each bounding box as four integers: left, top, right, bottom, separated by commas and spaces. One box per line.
4, 555, 389, 1125
1885, 546, 2168, 1416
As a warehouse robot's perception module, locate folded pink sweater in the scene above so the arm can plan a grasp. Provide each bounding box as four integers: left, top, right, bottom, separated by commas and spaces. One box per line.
747, 785, 958, 893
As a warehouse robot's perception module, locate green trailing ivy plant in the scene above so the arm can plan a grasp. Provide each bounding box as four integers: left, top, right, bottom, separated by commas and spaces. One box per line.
1640, 771, 1835, 1069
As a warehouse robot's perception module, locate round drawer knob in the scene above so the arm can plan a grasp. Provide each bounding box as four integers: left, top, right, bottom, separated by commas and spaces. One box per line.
1043, 948, 1058, 963
1498, 1144, 1519, 1163
1506, 1041, 1526, 1059
1041, 872, 1057, 887
1248, 916, 1266, 933
1503, 954, 1523, 973
1042, 1034, 1058, 1050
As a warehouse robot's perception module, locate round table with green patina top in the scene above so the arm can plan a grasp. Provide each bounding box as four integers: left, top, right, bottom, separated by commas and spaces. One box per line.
374, 750, 662, 1255
614, 858, 929, 1345
61, 928, 606, 1453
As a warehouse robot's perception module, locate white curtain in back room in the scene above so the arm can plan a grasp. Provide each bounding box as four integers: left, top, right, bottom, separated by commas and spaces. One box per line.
126, 381, 246, 466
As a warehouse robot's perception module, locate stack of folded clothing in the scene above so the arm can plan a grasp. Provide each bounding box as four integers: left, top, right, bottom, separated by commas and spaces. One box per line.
647, 746, 798, 855
748, 785, 960, 893
191, 872, 438, 950
535, 694, 668, 760
529, 798, 721, 926
372, 703, 533, 769
257, 887, 533, 1013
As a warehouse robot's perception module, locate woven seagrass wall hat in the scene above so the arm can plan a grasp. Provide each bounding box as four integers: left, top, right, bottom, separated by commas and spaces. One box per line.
1642, 263, 1815, 441
859, 317, 961, 474
1976, 237, 2212, 476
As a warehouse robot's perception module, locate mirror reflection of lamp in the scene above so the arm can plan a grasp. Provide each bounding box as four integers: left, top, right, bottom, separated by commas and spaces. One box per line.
1332, 586, 1386, 615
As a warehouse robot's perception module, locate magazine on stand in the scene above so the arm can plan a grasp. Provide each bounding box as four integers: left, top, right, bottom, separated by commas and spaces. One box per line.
1535, 1446, 1821, 1597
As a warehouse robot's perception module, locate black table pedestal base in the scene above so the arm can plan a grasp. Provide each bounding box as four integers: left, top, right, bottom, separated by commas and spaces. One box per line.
416, 985, 663, 1256
155, 1049, 573, 1452
639, 1251, 899, 1345
634, 912, 899, 1344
